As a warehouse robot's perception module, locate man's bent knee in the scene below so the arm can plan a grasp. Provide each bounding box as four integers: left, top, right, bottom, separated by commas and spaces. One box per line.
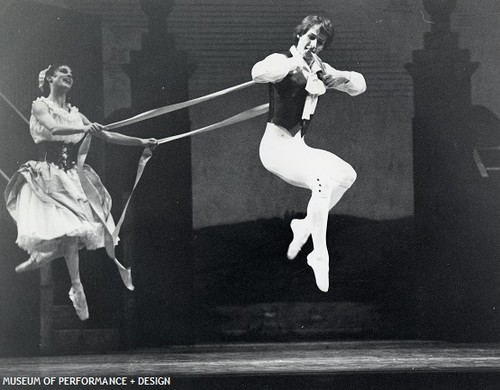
341, 164, 357, 189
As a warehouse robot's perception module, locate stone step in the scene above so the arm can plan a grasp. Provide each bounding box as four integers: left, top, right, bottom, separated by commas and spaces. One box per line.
53, 328, 121, 354
53, 304, 83, 329
215, 302, 386, 340
41, 305, 122, 354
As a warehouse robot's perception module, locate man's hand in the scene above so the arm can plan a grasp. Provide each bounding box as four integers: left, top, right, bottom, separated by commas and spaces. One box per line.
321, 74, 350, 88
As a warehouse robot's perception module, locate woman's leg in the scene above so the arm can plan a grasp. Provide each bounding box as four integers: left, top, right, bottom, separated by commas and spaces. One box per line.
15, 247, 62, 273
62, 237, 89, 321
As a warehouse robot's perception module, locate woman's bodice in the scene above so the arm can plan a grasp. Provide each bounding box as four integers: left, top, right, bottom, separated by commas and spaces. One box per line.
30, 96, 85, 144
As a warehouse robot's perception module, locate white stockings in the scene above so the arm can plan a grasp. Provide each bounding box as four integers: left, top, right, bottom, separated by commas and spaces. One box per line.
260, 123, 356, 292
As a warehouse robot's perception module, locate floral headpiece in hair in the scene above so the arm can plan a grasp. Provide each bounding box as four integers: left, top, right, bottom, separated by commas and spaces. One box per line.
38, 65, 51, 91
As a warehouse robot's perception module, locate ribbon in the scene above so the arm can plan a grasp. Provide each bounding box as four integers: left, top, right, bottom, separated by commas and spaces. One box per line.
101, 103, 269, 289
76, 134, 146, 290
0, 167, 10, 182
106, 80, 256, 130
0, 91, 30, 125
101, 81, 265, 288
158, 103, 269, 145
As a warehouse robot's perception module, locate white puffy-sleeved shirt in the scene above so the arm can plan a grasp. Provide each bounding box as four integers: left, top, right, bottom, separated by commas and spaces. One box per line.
251, 46, 366, 131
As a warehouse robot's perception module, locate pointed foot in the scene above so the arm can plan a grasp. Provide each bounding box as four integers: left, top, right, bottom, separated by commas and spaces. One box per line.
69, 284, 89, 321
119, 267, 134, 291
15, 256, 50, 273
307, 250, 329, 292
287, 219, 310, 260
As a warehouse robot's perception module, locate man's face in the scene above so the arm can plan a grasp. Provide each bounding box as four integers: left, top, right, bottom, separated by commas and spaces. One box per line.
296, 25, 326, 57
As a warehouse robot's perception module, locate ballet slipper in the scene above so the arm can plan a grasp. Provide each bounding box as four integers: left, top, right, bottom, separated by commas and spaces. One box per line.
118, 266, 134, 291
69, 284, 89, 321
287, 219, 310, 260
307, 250, 329, 292
15, 256, 51, 273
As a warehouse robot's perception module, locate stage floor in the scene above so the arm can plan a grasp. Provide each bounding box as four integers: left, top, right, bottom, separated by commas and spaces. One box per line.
1, 341, 500, 389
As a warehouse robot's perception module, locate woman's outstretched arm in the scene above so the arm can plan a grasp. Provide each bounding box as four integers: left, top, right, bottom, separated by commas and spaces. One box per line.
80, 113, 157, 148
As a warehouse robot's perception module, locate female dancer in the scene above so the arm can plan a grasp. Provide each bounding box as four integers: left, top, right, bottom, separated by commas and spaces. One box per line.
251, 16, 366, 292
4, 64, 157, 320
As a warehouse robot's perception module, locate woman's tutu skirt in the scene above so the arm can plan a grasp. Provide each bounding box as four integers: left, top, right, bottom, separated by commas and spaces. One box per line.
4, 160, 115, 262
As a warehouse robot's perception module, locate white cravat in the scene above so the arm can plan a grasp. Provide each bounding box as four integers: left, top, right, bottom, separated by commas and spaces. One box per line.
289, 46, 326, 120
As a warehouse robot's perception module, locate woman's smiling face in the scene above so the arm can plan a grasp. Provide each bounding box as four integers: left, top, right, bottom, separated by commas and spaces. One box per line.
50, 65, 73, 91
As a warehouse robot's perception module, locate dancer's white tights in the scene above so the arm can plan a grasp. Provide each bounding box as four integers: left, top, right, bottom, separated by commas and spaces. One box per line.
259, 123, 356, 290
62, 237, 81, 286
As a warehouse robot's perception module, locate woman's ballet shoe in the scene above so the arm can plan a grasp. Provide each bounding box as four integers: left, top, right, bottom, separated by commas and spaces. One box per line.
69, 284, 89, 321
118, 267, 134, 291
287, 219, 310, 260
15, 256, 50, 273
307, 251, 329, 292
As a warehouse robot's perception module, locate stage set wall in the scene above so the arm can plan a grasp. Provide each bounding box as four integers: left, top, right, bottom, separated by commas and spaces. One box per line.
1, 0, 499, 354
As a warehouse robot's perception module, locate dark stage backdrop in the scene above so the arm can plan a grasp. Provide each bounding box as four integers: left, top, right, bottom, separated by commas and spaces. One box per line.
0, 0, 105, 356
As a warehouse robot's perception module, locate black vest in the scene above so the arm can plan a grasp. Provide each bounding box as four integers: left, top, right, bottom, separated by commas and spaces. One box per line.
268, 51, 310, 132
